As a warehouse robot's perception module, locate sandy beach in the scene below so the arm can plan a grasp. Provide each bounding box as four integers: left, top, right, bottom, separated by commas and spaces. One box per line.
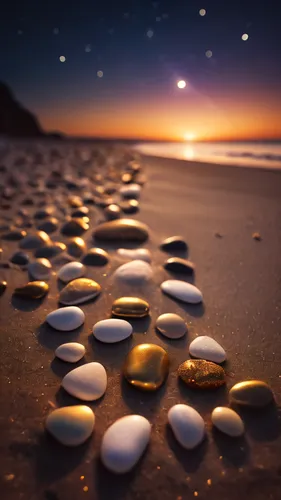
1, 143, 281, 500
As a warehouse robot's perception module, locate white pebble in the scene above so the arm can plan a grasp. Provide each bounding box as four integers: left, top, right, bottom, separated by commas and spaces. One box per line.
168, 404, 205, 449
114, 260, 153, 284
58, 261, 85, 283
211, 407, 244, 437
93, 319, 133, 343
28, 258, 52, 280
189, 336, 226, 363
46, 306, 85, 331
119, 184, 141, 199
101, 415, 151, 473
46, 405, 95, 446
161, 280, 203, 304
117, 248, 151, 263
55, 342, 86, 362
62, 362, 107, 401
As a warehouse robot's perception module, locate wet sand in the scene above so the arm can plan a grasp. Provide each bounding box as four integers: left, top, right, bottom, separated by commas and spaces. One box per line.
1, 145, 281, 500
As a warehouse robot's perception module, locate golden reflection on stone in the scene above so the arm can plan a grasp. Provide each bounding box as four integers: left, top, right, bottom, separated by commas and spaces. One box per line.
112, 297, 150, 318
229, 380, 273, 407
178, 359, 225, 390
14, 281, 49, 299
59, 278, 101, 305
123, 343, 169, 391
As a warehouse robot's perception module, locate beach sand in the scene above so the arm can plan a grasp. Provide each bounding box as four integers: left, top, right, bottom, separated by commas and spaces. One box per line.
1, 144, 281, 499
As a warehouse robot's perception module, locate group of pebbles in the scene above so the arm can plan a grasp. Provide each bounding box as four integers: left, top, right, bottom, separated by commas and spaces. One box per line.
0, 144, 274, 475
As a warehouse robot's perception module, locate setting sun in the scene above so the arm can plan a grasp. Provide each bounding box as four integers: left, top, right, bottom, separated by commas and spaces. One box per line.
184, 132, 196, 142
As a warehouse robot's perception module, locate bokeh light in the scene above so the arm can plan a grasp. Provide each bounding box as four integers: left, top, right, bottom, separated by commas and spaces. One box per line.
147, 29, 154, 38
184, 133, 196, 141
59, 56, 66, 63
177, 80, 187, 89
53, 28, 59, 35
97, 70, 103, 78
85, 44, 91, 53
205, 50, 213, 58
199, 9, 206, 17
242, 33, 249, 41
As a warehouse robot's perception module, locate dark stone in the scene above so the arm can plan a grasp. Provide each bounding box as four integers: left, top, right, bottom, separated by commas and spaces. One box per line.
0, 280, 7, 296
160, 236, 188, 252
93, 219, 149, 242
104, 204, 121, 220
2, 229, 27, 241
10, 251, 30, 266
35, 242, 66, 259
14, 281, 49, 299
164, 257, 195, 274
61, 219, 89, 237
71, 207, 89, 218
34, 208, 53, 219
82, 248, 109, 266
119, 199, 139, 214
37, 218, 59, 234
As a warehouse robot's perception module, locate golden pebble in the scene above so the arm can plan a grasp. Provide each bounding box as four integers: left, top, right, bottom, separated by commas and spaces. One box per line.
123, 343, 169, 391
178, 359, 225, 390
112, 297, 150, 318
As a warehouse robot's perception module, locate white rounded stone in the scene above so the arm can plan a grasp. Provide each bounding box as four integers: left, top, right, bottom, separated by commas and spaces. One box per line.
46, 405, 95, 446
161, 280, 203, 304
119, 184, 141, 199
168, 404, 205, 449
55, 342, 86, 362
93, 319, 133, 343
46, 306, 85, 331
62, 362, 107, 401
101, 415, 151, 473
117, 248, 151, 263
212, 407, 244, 437
58, 261, 85, 283
155, 313, 187, 339
28, 258, 52, 280
114, 260, 153, 284
189, 336, 226, 363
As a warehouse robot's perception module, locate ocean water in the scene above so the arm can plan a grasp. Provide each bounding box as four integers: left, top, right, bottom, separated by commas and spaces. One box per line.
134, 141, 281, 169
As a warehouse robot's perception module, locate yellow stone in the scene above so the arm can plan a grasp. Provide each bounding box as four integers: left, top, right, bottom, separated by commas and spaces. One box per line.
14, 281, 49, 299
178, 359, 225, 390
123, 344, 169, 391
59, 278, 101, 305
229, 380, 273, 407
112, 297, 150, 318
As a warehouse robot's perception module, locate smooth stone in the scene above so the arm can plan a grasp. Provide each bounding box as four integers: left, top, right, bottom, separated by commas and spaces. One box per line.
37, 217, 59, 234
112, 297, 150, 318
178, 359, 226, 389
160, 236, 188, 252
120, 199, 139, 214
46, 406, 95, 446
34, 207, 54, 219
71, 206, 89, 217
19, 231, 51, 249
189, 336, 226, 363
114, 260, 153, 284
93, 219, 148, 242
2, 229, 27, 241
47, 306, 85, 331
14, 281, 49, 299
119, 184, 141, 199
35, 242, 66, 258
121, 172, 133, 183
67, 237, 86, 258
82, 248, 109, 266
68, 195, 83, 208
28, 258, 52, 280
101, 415, 151, 474
123, 344, 169, 391
62, 362, 107, 400
104, 204, 121, 220
117, 248, 151, 263
58, 262, 85, 283
55, 342, 86, 362
61, 218, 89, 236
155, 313, 187, 339
229, 380, 273, 407
10, 251, 29, 266
211, 407, 244, 437
161, 280, 203, 304
0, 280, 7, 296
93, 318, 133, 343
164, 257, 195, 274
168, 404, 205, 449
59, 278, 101, 305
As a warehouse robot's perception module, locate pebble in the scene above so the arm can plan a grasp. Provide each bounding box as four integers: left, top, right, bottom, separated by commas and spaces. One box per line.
68, 195, 83, 208
160, 236, 188, 252
211, 407, 244, 437
112, 297, 150, 318
35, 242, 66, 258
120, 199, 139, 214
82, 248, 109, 266
61, 218, 89, 236
55, 342, 86, 362
34, 207, 54, 219
101, 415, 151, 474
168, 404, 205, 449
37, 217, 59, 234
189, 336, 226, 363
19, 231, 51, 249
161, 280, 203, 304
155, 313, 187, 339
229, 380, 273, 407
10, 251, 29, 266
104, 204, 121, 220
114, 260, 153, 284
121, 172, 133, 183
67, 237, 86, 257
58, 262, 85, 283
0, 280, 7, 296
178, 359, 226, 389
62, 362, 107, 400
28, 258, 52, 280
119, 184, 141, 199
93, 318, 133, 343
2, 229, 27, 241
117, 248, 151, 263
71, 207, 89, 218
123, 343, 169, 391
164, 257, 195, 274
59, 278, 101, 305
93, 219, 149, 242
14, 281, 49, 299
47, 306, 85, 331
46, 406, 95, 446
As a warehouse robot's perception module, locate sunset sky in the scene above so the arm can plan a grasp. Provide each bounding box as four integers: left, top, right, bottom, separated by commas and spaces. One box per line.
1, 0, 281, 141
